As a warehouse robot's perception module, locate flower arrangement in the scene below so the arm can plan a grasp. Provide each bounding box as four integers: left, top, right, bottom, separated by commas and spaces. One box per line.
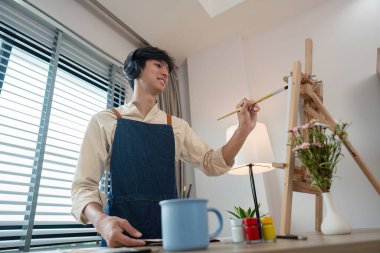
288, 119, 349, 193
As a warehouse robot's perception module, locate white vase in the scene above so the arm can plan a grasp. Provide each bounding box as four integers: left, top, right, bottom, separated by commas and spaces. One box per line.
321, 192, 352, 235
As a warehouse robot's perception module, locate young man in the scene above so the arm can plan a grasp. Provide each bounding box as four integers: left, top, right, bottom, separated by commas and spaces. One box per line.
71, 46, 260, 247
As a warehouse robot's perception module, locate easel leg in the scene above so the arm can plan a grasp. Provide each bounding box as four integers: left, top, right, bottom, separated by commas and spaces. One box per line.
280, 61, 302, 235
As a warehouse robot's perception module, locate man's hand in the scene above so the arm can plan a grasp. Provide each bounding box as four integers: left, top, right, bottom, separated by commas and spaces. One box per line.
94, 214, 146, 247
221, 98, 260, 165
83, 202, 146, 247
236, 98, 260, 133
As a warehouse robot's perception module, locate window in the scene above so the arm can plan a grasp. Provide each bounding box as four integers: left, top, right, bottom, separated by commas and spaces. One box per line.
0, 1, 130, 251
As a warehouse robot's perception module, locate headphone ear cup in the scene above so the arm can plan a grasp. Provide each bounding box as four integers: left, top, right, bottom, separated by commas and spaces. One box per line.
124, 51, 141, 80
131, 61, 141, 79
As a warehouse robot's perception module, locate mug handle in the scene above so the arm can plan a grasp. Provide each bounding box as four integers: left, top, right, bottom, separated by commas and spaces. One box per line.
207, 208, 223, 239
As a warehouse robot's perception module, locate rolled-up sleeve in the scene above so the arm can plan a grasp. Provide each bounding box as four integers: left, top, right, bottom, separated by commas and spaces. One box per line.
179, 121, 233, 176
71, 115, 109, 224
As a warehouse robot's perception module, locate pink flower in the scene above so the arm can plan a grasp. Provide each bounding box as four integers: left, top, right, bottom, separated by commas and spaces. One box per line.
314, 122, 329, 128
313, 142, 322, 148
289, 123, 316, 133
292, 142, 311, 152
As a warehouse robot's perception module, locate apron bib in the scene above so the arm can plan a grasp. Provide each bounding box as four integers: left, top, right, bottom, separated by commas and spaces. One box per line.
101, 108, 177, 246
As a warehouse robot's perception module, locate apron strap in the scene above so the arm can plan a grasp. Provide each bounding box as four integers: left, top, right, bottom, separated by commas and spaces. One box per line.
166, 114, 172, 126
111, 108, 122, 119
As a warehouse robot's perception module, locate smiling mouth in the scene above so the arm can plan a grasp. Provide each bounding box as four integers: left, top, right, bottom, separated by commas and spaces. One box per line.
157, 78, 166, 85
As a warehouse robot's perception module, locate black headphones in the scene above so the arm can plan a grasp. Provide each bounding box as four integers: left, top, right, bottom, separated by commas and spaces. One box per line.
123, 49, 141, 81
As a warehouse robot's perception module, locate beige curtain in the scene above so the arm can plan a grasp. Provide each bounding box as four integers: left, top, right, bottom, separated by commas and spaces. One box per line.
157, 71, 182, 118
157, 70, 185, 197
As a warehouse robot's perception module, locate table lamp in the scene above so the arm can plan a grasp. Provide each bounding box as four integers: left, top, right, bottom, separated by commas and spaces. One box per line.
226, 122, 276, 239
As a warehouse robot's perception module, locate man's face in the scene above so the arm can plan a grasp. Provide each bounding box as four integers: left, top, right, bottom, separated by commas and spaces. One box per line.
138, 59, 169, 93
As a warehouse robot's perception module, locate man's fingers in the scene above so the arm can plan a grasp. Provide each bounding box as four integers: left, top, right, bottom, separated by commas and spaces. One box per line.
119, 219, 142, 238
241, 100, 259, 112
236, 98, 260, 116
236, 98, 248, 109
248, 104, 260, 113
106, 220, 146, 247
113, 232, 146, 247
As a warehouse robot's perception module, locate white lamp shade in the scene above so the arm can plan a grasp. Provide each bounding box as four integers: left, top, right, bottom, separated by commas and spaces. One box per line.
226, 122, 275, 175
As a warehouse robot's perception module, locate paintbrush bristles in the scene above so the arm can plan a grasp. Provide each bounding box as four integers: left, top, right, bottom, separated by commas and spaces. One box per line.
217, 85, 288, 121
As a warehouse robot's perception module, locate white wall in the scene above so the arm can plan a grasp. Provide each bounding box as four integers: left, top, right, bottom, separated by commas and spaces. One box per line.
187, 36, 271, 236
188, 0, 380, 236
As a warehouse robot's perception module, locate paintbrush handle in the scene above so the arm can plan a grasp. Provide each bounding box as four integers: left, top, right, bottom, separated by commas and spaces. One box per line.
217, 86, 287, 121
216, 93, 270, 121
186, 184, 192, 198
254, 92, 274, 104
217, 109, 241, 120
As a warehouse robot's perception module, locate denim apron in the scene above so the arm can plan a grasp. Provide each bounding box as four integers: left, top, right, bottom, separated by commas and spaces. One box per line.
101, 108, 177, 246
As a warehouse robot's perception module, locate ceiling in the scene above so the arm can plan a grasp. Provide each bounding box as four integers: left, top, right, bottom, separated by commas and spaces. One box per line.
95, 0, 329, 65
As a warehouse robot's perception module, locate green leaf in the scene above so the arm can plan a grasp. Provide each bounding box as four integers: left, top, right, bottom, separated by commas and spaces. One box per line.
227, 210, 240, 219
239, 207, 245, 218
228, 204, 266, 219
249, 208, 255, 217
242, 208, 249, 218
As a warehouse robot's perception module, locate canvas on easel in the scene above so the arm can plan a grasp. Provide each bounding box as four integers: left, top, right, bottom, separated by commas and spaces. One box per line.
280, 38, 380, 235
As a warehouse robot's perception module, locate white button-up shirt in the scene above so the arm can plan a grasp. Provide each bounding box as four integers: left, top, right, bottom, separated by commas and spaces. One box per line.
71, 102, 232, 223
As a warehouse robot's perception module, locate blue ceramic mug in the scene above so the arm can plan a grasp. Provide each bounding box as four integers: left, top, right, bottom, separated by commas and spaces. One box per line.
159, 198, 223, 251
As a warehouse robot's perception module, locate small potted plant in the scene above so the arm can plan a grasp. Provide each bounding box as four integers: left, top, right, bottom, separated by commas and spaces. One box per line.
288, 119, 351, 235
227, 205, 264, 219
227, 205, 267, 243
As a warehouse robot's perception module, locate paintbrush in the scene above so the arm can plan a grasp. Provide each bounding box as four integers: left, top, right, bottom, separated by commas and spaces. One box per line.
186, 184, 192, 198
217, 85, 288, 121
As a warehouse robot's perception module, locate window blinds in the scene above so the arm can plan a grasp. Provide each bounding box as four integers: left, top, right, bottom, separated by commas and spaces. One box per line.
0, 1, 131, 251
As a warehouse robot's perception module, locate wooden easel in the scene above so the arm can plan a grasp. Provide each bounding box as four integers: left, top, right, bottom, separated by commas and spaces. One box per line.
280, 38, 380, 235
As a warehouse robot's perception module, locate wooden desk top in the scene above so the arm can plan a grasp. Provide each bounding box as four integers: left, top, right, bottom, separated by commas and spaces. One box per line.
157, 228, 380, 253
35, 229, 380, 253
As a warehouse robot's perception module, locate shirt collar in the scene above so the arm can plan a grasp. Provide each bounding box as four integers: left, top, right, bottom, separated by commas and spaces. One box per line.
120, 102, 160, 121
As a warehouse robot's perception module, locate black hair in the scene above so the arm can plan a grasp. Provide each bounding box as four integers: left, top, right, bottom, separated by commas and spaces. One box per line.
123, 46, 176, 89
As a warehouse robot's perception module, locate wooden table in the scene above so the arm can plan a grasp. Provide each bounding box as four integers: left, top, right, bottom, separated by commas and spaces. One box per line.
35, 229, 380, 253
155, 228, 380, 253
